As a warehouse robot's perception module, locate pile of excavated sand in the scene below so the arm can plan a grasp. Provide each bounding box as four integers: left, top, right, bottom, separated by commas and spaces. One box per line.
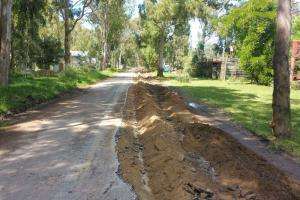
117, 81, 300, 200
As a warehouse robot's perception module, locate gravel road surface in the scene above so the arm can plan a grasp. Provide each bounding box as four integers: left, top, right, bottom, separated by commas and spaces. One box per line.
0, 73, 136, 200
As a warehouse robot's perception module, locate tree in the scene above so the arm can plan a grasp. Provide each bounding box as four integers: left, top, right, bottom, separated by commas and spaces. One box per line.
140, 0, 189, 77
55, 0, 91, 66
0, 0, 12, 86
12, 0, 47, 71
37, 36, 64, 69
219, 0, 276, 85
89, 0, 126, 69
272, 0, 292, 138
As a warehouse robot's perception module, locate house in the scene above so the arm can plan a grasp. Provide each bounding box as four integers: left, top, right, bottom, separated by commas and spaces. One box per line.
70, 51, 88, 66
291, 40, 300, 81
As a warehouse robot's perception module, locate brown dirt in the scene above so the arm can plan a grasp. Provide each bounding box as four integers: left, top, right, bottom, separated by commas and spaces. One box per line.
117, 81, 300, 200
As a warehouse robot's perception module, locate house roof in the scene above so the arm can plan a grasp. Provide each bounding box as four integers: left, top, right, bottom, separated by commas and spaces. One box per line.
70, 51, 87, 57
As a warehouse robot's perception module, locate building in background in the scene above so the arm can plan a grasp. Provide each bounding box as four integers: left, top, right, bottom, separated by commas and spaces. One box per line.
291, 40, 300, 81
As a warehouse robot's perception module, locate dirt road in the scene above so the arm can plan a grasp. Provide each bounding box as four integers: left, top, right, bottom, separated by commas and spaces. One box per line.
0, 73, 136, 200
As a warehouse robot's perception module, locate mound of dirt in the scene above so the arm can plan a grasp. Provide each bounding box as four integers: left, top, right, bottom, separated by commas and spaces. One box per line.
117, 81, 300, 200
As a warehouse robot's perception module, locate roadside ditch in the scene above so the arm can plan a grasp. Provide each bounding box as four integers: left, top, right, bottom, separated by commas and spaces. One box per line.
117, 81, 300, 200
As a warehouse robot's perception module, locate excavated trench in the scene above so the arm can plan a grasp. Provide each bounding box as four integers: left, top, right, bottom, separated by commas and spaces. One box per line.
116, 81, 300, 200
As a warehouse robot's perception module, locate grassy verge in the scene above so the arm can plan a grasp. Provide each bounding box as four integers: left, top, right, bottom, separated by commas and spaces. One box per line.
163, 73, 300, 157
0, 67, 115, 116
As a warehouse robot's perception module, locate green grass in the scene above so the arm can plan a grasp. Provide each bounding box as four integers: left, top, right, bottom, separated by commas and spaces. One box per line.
164, 74, 300, 156
0, 67, 115, 115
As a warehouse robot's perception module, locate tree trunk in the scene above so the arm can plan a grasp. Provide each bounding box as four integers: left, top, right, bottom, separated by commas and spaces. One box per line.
102, 41, 109, 69
157, 35, 164, 77
0, 0, 12, 86
64, 29, 71, 66
64, 1, 71, 67
101, 3, 109, 70
220, 55, 228, 80
118, 52, 122, 69
272, 0, 292, 138
290, 56, 295, 81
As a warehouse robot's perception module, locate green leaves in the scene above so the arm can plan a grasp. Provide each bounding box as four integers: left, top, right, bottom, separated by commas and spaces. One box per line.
12, 0, 48, 69
219, 0, 276, 85
292, 16, 300, 40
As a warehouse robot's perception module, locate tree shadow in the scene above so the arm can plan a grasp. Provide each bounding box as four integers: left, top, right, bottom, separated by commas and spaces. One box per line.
0, 76, 132, 198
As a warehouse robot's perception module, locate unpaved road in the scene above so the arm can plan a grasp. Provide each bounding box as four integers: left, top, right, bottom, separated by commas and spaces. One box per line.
0, 73, 136, 200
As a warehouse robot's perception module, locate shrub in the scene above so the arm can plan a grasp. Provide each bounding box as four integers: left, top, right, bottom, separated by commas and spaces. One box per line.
37, 36, 64, 70
220, 0, 276, 85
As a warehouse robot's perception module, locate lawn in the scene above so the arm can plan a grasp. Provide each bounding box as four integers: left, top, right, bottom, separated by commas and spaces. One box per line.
164, 75, 300, 156
0, 68, 114, 116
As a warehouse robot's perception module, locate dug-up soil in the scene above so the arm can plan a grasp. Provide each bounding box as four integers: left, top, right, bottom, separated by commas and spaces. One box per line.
116, 81, 300, 200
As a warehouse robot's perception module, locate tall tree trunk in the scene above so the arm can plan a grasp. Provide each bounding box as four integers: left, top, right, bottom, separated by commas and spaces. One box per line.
0, 0, 12, 86
219, 38, 227, 80
64, 1, 71, 67
64, 29, 71, 66
101, 3, 109, 70
102, 41, 109, 69
118, 52, 122, 69
220, 55, 228, 80
157, 34, 164, 77
290, 55, 295, 82
272, 0, 292, 138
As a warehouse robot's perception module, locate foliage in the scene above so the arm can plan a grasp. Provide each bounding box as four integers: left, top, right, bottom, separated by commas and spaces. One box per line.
37, 36, 64, 69
176, 55, 192, 82
139, 0, 189, 74
191, 41, 213, 77
89, 0, 127, 67
71, 22, 100, 63
219, 0, 276, 85
140, 46, 158, 69
165, 34, 190, 69
12, 0, 47, 69
292, 15, 300, 40
71, 23, 94, 52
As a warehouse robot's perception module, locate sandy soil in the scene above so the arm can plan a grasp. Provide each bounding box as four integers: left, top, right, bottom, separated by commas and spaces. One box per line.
117, 81, 300, 200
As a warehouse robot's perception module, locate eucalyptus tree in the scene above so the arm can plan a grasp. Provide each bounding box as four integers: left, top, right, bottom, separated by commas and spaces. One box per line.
54, 0, 92, 66
12, 0, 48, 71
117, 19, 142, 68
139, 0, 225, 77
272, 0, 292, 138
0, 0, 12, 86
89, 0, 127, 69
140, 0, 189, 76
187, 0, 222, 48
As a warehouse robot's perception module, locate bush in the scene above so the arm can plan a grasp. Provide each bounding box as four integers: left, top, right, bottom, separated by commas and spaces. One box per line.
37, 36, 64, 70
220, 0, 276, 85
141, 46, 158, 69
